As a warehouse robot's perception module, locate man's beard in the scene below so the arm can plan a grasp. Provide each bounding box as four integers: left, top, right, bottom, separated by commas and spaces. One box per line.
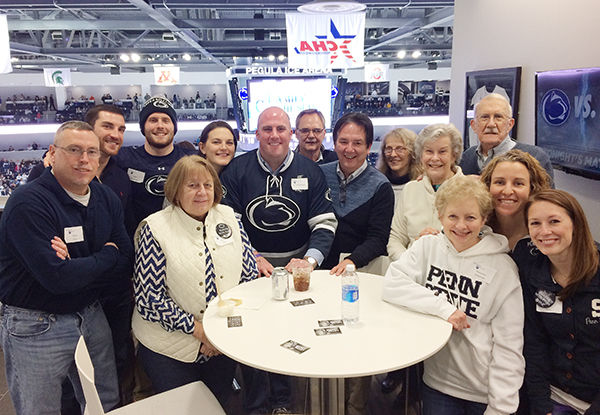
146, 134, 174, 149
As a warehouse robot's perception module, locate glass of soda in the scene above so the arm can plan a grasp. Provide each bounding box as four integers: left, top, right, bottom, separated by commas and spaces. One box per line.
291, 260, 311, 292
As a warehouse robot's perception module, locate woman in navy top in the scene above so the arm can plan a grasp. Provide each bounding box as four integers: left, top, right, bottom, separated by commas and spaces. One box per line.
521, 189, 600, 415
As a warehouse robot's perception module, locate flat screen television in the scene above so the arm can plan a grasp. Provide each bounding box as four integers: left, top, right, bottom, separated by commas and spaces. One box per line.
246, 77, 332, 132
536, 67, 600, 179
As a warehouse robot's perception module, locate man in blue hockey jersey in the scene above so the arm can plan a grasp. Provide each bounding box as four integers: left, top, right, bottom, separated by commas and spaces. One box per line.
220, 106, 337, 414
221, 106, 337, 277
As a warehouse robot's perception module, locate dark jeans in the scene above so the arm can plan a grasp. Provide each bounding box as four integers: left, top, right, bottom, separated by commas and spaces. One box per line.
100, 286, 135, 404
422, 382, 487, 415
241, 364, 291, 413
138, 343, 235, 407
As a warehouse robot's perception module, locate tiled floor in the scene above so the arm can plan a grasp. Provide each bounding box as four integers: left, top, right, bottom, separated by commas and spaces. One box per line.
0, 347, 415, 414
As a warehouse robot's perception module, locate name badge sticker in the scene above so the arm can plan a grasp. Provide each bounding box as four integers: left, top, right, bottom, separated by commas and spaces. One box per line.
291, 177, 309, 191
64, 226, 84, 244
127, 168, 145, 183
472, 262, 495, 283
535, 289, 563, 314
537, 298, 563, 314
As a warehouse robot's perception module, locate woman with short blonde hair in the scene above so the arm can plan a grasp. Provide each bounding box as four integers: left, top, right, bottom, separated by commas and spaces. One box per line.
384, 175, 524, 415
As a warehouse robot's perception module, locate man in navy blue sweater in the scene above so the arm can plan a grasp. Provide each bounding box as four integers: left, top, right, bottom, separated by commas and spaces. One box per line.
320, 112, 394, 415
320, 112, 394, 274
0, 121, 133, 414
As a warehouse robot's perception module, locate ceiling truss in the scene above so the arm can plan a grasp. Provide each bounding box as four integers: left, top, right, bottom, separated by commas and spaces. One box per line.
0, 0, 454, 73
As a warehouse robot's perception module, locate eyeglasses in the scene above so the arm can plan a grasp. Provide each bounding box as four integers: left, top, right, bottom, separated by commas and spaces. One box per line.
297, 128, 324, 136
383, 146, 409, 156
55, 145, 101, 159
475, 114, 509, 123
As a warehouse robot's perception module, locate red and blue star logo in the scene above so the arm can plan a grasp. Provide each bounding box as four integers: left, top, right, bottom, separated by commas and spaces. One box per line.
293, 20, 358, 65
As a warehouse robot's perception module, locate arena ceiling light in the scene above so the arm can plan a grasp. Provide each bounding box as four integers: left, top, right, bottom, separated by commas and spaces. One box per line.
130, 53, 141, 63
397, 50, 406, 59
119, 53, 130, 62
411, 50, 422, 59
298, 0, 366, 14
182, 53, 191, 61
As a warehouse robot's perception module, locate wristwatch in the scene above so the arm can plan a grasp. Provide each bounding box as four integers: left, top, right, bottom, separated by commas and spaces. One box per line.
305, 256, 318, 269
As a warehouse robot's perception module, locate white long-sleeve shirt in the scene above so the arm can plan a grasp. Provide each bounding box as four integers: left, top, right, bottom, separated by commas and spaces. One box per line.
387, 167, 464, 261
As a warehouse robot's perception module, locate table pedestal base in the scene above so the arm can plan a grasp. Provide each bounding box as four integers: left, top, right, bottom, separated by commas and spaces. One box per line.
309, 378, 345, 414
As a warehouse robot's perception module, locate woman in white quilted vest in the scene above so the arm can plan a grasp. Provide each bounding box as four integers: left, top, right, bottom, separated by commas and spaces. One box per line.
131, 155, 258, 405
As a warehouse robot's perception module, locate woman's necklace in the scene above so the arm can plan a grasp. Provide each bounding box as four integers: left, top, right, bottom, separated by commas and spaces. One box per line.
550, 265, 570, 288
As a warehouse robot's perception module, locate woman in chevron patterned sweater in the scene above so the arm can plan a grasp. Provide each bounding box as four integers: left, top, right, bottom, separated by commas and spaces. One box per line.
131, 155, 258, 405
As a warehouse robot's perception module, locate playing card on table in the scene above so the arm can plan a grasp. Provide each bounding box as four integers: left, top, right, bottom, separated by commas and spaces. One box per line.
227, 316, 242, 328
290, 298, 315, 307
318, 319, 344, 327
314, 327, 342, 336
280, 340, 310, 354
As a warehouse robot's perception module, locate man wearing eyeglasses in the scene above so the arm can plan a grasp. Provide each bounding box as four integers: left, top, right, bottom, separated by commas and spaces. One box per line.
320, 112, 394, 414
294, 109, 337, 164
461, 93, 554, 180
0, 121, 132, 414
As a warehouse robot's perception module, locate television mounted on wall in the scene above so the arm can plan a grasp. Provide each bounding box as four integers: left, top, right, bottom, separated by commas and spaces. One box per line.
246, 77, 333, 132
535, 67, 600, 180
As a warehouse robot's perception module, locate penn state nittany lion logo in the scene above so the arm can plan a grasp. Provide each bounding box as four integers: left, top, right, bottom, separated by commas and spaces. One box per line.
541, 88, 570, 126
144, 96, 172, 110
145, 175, 167, 196
247, 176, 300, 233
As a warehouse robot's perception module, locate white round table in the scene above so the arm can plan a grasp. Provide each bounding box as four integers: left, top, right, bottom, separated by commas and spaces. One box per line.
203, 270, 452, 413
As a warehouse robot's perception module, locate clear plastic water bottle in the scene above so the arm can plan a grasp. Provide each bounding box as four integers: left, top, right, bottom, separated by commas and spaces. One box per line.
341, 264, 359, 324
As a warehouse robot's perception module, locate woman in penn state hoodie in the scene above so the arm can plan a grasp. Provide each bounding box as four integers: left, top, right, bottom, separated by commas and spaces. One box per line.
383, 175, 525, 415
